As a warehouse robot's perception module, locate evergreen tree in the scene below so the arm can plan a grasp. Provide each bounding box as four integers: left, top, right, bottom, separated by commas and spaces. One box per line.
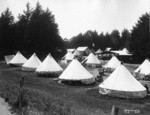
15, 2, 32, 52
83, 30, 99, 49
110, 30, 121, 50
28, 2, 65, 59
69, 33, 84, 48
0, 2, 65, 59
104, 32, 111, 49
97, 32, 106, 50
68, 30, 112, 51
129, 13, 149, 61
0, 8, 14, 56
121, 29, 130, 49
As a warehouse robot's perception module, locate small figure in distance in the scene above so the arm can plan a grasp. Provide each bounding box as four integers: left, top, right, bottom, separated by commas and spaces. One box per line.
97, 70, 104, 83
144, 84, 149, 93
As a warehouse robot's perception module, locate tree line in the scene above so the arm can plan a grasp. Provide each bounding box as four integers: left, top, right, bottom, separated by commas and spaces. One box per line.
65, 29, 130, 51
0, 2, 149, 62
0, 2, 65, 60
65, 13, 149, 63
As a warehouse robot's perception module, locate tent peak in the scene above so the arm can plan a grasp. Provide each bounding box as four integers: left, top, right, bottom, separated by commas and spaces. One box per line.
33, 53, 36, 55
48, 53, 52, 57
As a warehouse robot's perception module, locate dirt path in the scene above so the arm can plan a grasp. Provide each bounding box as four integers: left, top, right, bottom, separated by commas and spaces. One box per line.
0, 98, 15, 115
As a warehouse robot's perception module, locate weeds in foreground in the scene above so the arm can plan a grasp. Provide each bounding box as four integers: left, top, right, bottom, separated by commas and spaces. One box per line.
0, 82, 107, 115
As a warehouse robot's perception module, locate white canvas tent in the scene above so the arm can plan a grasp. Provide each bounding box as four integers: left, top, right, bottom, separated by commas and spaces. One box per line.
36, 53, 63, 75
22, 53, 41, 71
111, 48, 132, 56
67, 49, 75, 53
95, 49, 102, 54
77, 47, 88, 51
4, 55, 14, 64
73, 49, 81, 56
59, 59, 95, 84
121, 48, 132, 55
99, 64, 147, 98
9, 51, 27, 66
62, 52, 74, 63
134, 59, 150, 75
85, 53, 101, 66
122, 48, 129, 54
104, 56, 121, 69
105, 47, 111, 51
65, 52, 74, 60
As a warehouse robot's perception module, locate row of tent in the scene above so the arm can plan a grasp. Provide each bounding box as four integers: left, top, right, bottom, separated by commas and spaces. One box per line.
103, 55, 150, 77
62, 52, 149, 98
5, 51, 63, 74
67, 47, 132, 56
5, 51, 101, 72
63, 51, 121, 69
99, 56, 150, 98
4, 51, 149, 98
63, 51, 101, 65
105, 56, 150, 76
5, 50, 150, 79
4, 51, 97, 84
65, 50, 150, 76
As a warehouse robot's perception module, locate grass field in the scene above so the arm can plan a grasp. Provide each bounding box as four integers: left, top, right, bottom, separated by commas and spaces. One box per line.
0, 61, 150, 115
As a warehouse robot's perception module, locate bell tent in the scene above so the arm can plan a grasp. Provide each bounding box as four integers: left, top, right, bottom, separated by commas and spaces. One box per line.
9, 51, 27, 66
85, 53, 101, 67
59, 59, 95, 84
62, 51, 74, 63
95, 49, 102, 54
22, 53, 41, 71
134, 59, 150, 75
4, 55, 15, 65
36, 53, 63, 76
104, 56, 121, 69
73, 50, 81, 56
99, 64, 147, 98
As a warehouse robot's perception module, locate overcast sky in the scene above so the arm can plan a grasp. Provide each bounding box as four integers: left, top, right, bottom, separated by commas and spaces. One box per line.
0, 0, 150, 39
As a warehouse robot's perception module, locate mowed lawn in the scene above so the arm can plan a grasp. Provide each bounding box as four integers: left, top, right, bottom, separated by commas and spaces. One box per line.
0, 61, 150, 115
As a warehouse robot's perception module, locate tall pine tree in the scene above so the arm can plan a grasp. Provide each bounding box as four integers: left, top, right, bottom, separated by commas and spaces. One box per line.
110, 30, 121, 50
0, 8, 14, 57
121, 29, 130, 49
129, 13, 149, 61
15, 2, 32, 53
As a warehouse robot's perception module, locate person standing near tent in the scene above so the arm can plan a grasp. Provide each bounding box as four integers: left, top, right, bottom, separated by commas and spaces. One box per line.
96, 69, 104, 82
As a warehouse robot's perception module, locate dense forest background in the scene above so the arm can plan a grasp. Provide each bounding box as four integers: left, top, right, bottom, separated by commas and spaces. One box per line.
0, 2, 65, 60
0, 2, 149, 62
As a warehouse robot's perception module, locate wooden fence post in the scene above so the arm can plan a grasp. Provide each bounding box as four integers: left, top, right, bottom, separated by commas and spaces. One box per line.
19, 76, 24, 115
111, 105, 119, 115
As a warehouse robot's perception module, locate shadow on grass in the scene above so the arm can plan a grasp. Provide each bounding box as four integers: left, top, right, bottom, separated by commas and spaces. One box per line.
58, 80, 101, 89
86, 88, 150, 105
36, 73, 61, 78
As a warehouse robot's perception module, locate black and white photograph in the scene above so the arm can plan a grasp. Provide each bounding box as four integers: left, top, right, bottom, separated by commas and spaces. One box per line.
0, 0, 150, 115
